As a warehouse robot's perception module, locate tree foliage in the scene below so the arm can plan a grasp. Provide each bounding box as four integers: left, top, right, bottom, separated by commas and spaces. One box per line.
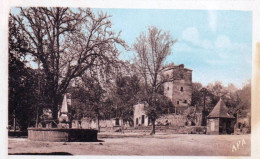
191, 81, 251, 117
10, 7, 126, 120
9, 16, 50, 129
110, 74, 141, 121
8, 54, 39, 130
134, 26, 177, 134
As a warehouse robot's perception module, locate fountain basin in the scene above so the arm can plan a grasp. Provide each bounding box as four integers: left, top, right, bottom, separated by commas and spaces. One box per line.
28, 128, 98, 142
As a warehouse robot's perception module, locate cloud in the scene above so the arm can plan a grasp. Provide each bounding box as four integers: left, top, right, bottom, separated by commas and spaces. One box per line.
208, 11, 218, 32
180, 27, 252, 69
173, 42, 197, 53
182, 27, 251, 53
214, 35, 231, 49
201, 39, 213, 49
181, 27, 213, 49
181, 27, 200, 44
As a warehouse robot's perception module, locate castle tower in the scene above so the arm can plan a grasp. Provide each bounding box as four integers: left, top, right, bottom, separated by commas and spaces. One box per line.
162, 63, 192, 113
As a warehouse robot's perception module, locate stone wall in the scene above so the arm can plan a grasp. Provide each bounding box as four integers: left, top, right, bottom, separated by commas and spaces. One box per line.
163, 64, 192, 109
72, 118, 125, 129
156, 114, 186, 126
133, 103, 149, 127
207, 118, 220, 135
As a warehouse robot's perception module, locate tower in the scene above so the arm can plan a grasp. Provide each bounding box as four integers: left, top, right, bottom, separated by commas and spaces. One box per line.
162, 63, 192, 113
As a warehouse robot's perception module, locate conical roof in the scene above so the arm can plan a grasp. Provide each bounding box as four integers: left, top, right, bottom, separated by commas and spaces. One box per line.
207, 98, 235, 118
61, 94, 68, 113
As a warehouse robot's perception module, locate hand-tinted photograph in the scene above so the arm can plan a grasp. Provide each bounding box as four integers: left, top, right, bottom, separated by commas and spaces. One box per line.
8, 7, 251, 156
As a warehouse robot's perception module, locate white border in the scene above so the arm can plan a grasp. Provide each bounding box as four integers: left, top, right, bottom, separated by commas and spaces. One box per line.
1, 0, 260, 159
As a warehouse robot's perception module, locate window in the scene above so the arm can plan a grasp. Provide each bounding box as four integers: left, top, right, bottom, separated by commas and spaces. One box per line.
142, 115, 145, 124
177, 101, 179, 105
180, 87, 183, 92
136, 118, 139, 125
115, 118, 120, 126
167, 87, 170, 91
184, 100, 187, 103
180, 74, 184, 79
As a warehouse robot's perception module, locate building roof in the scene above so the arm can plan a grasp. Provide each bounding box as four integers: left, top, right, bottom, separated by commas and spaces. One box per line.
207, 98, 235, 118
162, 63, 192, 72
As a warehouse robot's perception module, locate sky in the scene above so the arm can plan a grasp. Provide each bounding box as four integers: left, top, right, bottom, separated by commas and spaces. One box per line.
11, 8, 252, 88
96, 9, 252, 88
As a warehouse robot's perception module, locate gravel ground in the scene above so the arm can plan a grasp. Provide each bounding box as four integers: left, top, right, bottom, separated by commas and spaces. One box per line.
8, 133, 250, 156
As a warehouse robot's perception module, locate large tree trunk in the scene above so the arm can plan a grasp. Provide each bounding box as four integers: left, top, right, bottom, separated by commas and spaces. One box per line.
35, 107, 39, 128
151, 119, 156, 135
97, 114, 100, 133
68, 114, 73, 128
52, 100, 58, 120
13, 110, 16, 132
51, 95, 61, 127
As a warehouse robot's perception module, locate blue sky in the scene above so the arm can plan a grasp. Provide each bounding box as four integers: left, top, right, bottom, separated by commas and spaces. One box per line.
11, 8, 252, 88
97, 9, 252, 88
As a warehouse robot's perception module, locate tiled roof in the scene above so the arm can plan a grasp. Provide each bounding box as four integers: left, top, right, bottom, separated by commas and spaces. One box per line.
207, 98, 235, 118
162, 64, 192, 72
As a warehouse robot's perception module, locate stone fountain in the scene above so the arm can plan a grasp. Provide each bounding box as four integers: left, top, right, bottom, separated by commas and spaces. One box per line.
28, 94, 98, 142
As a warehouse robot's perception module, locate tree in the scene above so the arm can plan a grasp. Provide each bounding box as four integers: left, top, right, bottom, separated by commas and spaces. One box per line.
109, 74, 141, 121
8, 16, 49, 130
206, 81, 240, 110
68, 75, 105, 131
10, 7, 126, 122
235, 81, 251, 112
8, 54, 36, 130
133, 26, 177, 134
8, 48, 48, 130
191, 82, 203, 107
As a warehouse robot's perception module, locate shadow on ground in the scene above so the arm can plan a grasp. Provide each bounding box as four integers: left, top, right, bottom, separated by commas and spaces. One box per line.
9, 152, 73, 155
66, 139, 104, 142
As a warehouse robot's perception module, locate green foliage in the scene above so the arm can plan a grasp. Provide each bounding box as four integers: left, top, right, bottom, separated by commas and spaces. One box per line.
67, 72, 142, 123
68, 76, 105, 120
8, 50, 41, 129
191, 81, 251, 116
236, 82, 251, 111
134, 26, 177, 134
191, 82, 203, 106
9, 16, 49, 129
144, 93, 173, 121
111, 75, 141, 120
10, 7, 126, 120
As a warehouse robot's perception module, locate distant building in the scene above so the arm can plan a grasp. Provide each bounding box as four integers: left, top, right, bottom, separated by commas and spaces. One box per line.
162, 63, 192, 113
206, 99, 235, 135
74, 118, 124, 129
133, 103, 149, 127
132, 63, 193, 127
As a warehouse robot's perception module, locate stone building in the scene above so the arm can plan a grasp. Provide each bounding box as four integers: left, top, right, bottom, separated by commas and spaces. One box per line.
132, 63, 193, 127
133, 103, 149, 127
73, 118, 124, 129
162, 63, 192, 113
206, 99, 235, 135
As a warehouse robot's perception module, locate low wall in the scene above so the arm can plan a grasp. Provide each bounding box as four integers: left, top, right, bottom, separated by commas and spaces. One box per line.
73, 119, 128, 129
8, 131, 28, 137
115, 126, 206, 134
156, 114, 186, 126
28, 128, 98, 142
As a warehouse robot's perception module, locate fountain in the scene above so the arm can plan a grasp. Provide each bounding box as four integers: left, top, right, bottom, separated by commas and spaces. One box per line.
28, 94, 98, 142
